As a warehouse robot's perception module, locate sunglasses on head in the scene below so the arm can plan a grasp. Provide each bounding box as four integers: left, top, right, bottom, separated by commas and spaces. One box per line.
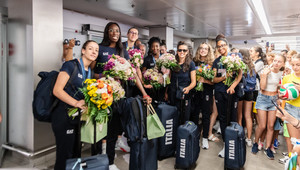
178, 49, 188, 52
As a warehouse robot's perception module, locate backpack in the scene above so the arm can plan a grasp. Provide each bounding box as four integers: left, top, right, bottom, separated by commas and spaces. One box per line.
32, 61, 78, 122
243, 70, 256, 92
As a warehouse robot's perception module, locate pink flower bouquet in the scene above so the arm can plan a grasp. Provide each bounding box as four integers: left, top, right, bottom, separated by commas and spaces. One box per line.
143, 68, 164, 89
103, 54, 136, 81
128, 49, 144, 68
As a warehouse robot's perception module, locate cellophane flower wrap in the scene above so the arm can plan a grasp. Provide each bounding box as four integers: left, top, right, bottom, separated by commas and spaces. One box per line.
195, 64, 215, 91
103, 54, 136, 82
219, 53, 247, 86
143, 68, 164, 89
156, 53, 178, 86
128, 49, 144, 68
99, 76, 125, 102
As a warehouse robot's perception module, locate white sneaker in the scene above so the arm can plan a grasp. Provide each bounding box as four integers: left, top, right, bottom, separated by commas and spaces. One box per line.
217, 127, 221, 134
213, 121, 220, 131
245, 138, 252, 147
109, 164, 120, 170
102, 143, 107, 154
218, 147, 225, 158
278, 156, 289, 164
117, 139, 130, 153
202, 138, 209, 149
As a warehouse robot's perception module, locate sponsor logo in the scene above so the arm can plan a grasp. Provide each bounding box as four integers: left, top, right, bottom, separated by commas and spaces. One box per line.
66, 129, 74, 134
165, 119, 173, 145
229, 140, 235, 160
206, 95, 209, 101
180, 139, 186, 158
78, 73, 83, 79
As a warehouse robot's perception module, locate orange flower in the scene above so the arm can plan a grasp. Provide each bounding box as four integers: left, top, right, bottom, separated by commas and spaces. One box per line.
97, 81, 104, 89
198, 68, 202, 72
107, 85, 112, 94
101, 93, 108, 100
106, 96, 113, 105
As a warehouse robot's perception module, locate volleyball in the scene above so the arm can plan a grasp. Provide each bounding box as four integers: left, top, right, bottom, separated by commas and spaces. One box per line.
279, 83, 299, 100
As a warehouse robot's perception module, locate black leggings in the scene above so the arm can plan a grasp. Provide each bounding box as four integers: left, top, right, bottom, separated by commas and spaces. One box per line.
214, 92, 238, 140
51, 102, 80, 170
94, 105, 122, 165
191, 89, 213, 138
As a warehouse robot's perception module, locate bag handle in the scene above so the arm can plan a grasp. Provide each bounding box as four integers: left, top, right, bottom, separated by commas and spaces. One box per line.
147, 104, 156, 115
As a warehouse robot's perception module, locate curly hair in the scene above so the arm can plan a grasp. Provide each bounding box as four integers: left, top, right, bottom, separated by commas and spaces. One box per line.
147, 37, 161, 56
175, 41, 192, 72
239, 49, 255, 76
193, 42, 214, 66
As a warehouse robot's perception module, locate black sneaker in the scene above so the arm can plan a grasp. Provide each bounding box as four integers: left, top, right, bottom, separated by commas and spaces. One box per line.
264, 147, 274, 160
251, 143, 258, 154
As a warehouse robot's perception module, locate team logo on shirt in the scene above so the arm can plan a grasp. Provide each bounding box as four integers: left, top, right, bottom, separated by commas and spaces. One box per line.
103, 52, 109, 56
78, 73, 83, 79
206, 95, 209, 101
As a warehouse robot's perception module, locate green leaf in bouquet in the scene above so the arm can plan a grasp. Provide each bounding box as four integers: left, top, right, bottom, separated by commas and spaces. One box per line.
67, 107, 79, 119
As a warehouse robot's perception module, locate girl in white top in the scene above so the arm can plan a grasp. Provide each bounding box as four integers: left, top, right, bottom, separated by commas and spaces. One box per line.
251, 54, 285, 160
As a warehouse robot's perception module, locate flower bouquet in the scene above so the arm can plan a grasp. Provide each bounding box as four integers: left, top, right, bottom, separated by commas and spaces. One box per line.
143, 68, 164, 89
156, 53, 179, 71
156, 53, 178, 86
219, 53, 247, 86
103, 54, 136, 82
128, 49, 144, 68
195, 64, 215, 91
68, 79, 114, 143
99, 76, 125, 102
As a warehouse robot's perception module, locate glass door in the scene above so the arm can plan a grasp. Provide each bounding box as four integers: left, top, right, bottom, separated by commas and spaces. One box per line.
0, 7, 8, 167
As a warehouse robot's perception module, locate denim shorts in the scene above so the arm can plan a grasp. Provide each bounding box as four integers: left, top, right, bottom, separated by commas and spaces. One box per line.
284, 103, 300, 123
274, 118, 282, 131
255, 93, 278, 111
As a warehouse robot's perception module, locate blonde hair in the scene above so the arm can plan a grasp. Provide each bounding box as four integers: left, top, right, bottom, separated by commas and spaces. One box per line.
288, 50, 297, 57
193, 42, 214, 66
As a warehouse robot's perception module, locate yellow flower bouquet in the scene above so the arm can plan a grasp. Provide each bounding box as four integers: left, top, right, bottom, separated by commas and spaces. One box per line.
68, 78, 114, 143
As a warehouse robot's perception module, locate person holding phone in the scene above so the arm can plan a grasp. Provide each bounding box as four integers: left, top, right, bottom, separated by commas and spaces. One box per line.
166, 41, 196, 125
280, 54, 300, 141
251, 54, 285, 160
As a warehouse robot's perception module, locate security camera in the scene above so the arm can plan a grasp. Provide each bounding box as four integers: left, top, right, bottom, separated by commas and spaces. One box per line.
244, 40, 248, 44
131, 4, 135, 8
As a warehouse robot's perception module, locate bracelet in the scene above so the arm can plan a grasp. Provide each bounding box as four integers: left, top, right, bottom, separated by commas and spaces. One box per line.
294, 120, 300, 128
143, 95, 150, 98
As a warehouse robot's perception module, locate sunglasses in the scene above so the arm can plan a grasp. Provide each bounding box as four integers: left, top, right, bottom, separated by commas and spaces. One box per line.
178, 49, 188, 52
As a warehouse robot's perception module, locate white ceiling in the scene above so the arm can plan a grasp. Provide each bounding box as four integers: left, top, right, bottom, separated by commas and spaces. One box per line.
64, 0, 300, 50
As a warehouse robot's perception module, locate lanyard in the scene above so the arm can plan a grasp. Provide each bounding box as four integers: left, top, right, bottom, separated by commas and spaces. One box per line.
80, 58, 91, 80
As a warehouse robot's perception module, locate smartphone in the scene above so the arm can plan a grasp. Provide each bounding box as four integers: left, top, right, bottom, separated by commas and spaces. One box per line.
266, 42, 269, 47
271, 100, 284, 115
292, 81, 300, 85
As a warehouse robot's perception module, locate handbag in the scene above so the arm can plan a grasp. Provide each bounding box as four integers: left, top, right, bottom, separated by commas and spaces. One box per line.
176, 77, 188, 100
146, 104, 166, 140
81, 119, 107, 144
236, 77, 245, 98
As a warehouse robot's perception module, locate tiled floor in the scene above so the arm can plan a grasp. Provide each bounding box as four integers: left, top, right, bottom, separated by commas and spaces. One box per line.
1, 131, 286, 170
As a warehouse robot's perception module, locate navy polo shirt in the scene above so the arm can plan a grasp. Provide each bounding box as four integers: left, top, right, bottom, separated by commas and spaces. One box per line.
60, 59, 84, 100
142, 55, 156, 70
170, 61, 196, 89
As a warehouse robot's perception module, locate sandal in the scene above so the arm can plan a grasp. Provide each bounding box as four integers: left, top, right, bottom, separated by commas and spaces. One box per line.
208, 134, 220, 142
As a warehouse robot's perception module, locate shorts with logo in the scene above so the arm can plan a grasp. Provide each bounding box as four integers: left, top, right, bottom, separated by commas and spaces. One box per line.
284, 103, 300, 124
255, 93, 278, 111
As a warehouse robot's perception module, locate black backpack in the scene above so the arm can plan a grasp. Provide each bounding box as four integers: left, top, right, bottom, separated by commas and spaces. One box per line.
32, 61, 78, 122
